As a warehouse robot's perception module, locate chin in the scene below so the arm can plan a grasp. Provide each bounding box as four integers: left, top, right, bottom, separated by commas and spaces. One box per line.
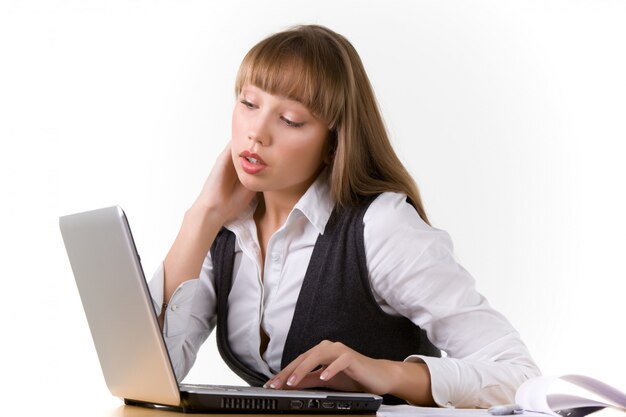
236, 171, 268, 193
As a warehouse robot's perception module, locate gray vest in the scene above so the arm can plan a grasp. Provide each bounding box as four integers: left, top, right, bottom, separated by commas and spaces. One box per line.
210, 196, 441, 404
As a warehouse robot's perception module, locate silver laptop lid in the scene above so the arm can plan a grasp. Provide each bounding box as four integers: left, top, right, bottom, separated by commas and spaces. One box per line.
60, 206, 180, 406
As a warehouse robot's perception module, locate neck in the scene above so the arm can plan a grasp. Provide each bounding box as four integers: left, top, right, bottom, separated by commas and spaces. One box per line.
253, 188, 305, 267
255, 173, 321, 229
255, 190, 301, 229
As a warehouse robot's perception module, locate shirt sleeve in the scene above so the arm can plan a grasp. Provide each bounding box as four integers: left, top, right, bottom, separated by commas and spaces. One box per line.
363, 192, 541, 408
147, 254, 217, 381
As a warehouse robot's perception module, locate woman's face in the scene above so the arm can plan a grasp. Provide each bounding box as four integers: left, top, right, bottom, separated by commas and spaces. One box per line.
231, 84, 329, 199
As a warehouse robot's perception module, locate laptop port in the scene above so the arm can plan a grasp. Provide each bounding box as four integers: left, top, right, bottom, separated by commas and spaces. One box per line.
322, 401, 335, 409
290, 400, 304, 409
308, 399, 320, 409
336, 402, 351, 410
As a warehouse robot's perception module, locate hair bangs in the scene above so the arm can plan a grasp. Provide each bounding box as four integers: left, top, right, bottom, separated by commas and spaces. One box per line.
235, 28, 345, 128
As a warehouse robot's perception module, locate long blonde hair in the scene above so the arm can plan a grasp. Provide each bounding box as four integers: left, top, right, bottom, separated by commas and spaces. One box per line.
235, 25, 430, 225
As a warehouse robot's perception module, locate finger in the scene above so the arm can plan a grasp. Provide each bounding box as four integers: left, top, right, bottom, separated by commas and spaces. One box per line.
286, 368, 327, 390
285, 344, 344, 387
266, 341, 338, 389
264, 352, 311, 389
319, 352, 353, 382
289, 366, 364, 393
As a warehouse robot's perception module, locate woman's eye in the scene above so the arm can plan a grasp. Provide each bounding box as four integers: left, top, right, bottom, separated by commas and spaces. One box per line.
240, 99, 255, 109
281, 117, 305, 128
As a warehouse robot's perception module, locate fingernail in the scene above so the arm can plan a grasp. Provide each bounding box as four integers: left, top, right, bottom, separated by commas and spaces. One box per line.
320, 370, 329, 381
286, 375, 296, 386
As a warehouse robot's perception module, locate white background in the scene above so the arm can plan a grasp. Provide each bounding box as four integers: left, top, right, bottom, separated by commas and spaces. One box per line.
1, 0, 625, 413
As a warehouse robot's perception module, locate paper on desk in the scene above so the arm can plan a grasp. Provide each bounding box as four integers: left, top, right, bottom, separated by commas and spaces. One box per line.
515, 374, 626, 416
378, 404, 488, 417
377, 404, 546, 417
377, 375, 626, 417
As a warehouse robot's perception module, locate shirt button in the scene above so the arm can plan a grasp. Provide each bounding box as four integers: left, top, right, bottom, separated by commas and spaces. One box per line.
171, 305, 178, 311
271, 253, 280, 262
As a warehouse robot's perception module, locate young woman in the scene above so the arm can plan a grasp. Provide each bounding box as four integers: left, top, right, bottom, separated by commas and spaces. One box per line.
149, 24, 540, 408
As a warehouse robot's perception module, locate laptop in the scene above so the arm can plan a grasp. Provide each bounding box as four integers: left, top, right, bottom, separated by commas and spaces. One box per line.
59, 206, 383, 413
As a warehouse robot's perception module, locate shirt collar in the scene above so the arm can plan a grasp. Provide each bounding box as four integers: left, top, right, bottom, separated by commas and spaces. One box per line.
293, 170, 334, 235
225, 170, 334, 236
224, 197, 258, 237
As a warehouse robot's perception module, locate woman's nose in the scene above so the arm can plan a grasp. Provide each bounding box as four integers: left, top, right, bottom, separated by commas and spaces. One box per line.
248, 115, 271, 146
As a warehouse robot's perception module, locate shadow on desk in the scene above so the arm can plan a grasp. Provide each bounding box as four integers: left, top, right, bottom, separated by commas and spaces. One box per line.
111, 404, 372, 417
102, 403, 622, 417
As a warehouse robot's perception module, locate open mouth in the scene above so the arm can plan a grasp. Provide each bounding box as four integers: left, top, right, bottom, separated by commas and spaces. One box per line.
239, 151, 267, 174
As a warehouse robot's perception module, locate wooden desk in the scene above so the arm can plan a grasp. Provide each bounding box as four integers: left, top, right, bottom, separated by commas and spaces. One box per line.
110, 406, 359, 417
101, 404, 370, 417
72, 403, 624, 417
25, 399, 622, 417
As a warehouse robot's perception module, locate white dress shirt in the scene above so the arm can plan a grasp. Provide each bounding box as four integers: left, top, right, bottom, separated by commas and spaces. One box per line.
148, 174, 540, 408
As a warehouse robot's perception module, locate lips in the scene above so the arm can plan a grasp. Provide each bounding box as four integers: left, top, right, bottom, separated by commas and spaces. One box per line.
239, 150, 267, 175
